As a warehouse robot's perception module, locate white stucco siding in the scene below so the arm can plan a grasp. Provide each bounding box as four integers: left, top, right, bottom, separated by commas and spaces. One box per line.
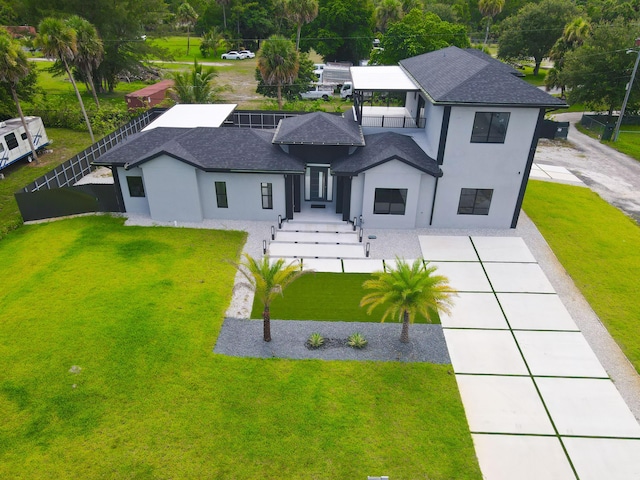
118, 166, 150, 216
431, 106, 539, 228
415, 174, 437, 227
140, 156, 203, 222
198, 171, 286, 221
404, 91, 418, 119
422, 101, 444, 158
349, 175, 365, 220
359, 160, 427, 229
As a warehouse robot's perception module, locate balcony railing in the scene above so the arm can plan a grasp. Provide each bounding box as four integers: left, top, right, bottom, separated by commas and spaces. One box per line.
360, 115, 426, 129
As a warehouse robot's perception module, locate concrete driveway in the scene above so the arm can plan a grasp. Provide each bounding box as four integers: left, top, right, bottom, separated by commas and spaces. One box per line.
535, 112, 640, 224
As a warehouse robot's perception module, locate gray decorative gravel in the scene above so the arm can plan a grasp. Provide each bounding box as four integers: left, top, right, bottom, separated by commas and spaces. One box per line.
215, 318, 450, 363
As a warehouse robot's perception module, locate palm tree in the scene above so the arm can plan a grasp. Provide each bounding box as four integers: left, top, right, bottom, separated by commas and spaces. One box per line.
177, 2, 198, 56
375, 0, 403, 33
284, 0, 318, 51
0, 30, 39, 163
232, 254, 308, 342
563, 17, 590, 47
361, 258, 456, 343
216, 0, 231, 30
171, 59, 219, 103
66, 15, 103, 108
257, 35, 299, 109
36, 17, 95, 143
478, 0, 505, 48
200, 27, 227, 58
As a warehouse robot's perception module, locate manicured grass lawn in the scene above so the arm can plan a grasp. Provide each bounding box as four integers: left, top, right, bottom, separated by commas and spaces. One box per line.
252, 272, 440, 323
0, 216, 481, 479
0, 128, 92, 239
523, 181, 640, 372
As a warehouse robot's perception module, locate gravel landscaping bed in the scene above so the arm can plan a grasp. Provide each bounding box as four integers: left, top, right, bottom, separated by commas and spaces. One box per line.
215, 318, 451, 363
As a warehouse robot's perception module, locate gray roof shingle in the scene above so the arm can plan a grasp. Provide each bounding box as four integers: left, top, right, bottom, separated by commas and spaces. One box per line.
400, 46, 566, 107
94, 127, 305, 173
332, 132, 441, 177
272, 111, 365, 146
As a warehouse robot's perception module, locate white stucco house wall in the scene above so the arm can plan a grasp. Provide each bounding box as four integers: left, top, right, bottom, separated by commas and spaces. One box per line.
94, 46, 566, 229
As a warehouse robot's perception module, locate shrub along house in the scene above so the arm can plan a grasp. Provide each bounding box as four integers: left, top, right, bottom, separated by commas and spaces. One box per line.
94, 46, 565, 229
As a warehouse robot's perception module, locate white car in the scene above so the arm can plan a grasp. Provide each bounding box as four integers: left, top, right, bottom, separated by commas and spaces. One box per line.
221, 50, 246, 60
239, 50, 255, 59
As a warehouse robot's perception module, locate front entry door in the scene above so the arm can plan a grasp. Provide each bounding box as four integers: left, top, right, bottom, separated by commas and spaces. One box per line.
307, 166, 329, 201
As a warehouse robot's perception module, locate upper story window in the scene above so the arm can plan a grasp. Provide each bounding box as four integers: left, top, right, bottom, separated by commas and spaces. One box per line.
126, 176, 145, 198
471, 112, 510, 143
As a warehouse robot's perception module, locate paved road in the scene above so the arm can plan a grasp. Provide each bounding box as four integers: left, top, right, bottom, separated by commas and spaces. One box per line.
535, 112, 640, 224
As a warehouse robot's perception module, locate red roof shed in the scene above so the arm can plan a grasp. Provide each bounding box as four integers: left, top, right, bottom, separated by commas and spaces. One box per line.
125, 79, 174, 111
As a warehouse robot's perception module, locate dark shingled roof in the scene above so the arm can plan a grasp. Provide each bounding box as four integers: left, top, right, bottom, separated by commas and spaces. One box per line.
94, 127, 304, 173
272, 111, 365, 146
400, 46, 566, 107
332, 132, 441, 177
462, 48, 525, 77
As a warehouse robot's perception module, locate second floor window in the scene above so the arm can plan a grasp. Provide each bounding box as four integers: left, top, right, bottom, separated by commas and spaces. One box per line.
471, 112, 510, 143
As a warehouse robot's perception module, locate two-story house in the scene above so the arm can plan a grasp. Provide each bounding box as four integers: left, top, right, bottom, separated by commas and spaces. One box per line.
94, 46, 565, 229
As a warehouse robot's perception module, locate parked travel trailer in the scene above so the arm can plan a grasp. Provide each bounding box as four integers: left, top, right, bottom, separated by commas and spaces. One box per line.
0, 116, 49, 171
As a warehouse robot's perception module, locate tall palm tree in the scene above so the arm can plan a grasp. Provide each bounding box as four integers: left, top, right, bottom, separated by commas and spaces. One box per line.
66, 15, 103, 108
232, 254, 308, 342
177, 2, 198, 56
216, 0, 231, 30
563, 17, 591, 47
361, 258, 456, 343
257, 35, 299, 109
0, 30, 39, 163
375, 0, 403, 33
478, 0, 505, 48
36, 17, 95, 143
171, 59, 218, 103
284, 0, 318, 51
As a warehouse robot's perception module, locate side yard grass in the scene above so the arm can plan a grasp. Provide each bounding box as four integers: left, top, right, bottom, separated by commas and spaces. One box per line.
252, 272, 439, 323
0, 215, 481, 479
523, 180, 640, 372
0, 128, 92, 239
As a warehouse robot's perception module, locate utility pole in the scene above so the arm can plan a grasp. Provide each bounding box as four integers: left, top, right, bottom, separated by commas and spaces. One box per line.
613, 37, 640, 142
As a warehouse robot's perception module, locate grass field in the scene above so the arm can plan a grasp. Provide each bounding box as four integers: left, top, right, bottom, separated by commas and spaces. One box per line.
575, 122, 640, 162
251, 272, 440, 323
523, 181, 640, 372
0, 216, 481, 479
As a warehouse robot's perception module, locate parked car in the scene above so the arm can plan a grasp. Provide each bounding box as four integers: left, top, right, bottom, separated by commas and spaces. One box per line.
300, 85, 333, 101
239, 50, 255, 59
221, 50, 246, 60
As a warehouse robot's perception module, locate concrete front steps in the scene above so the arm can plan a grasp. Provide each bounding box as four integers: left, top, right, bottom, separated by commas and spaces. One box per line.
268, 219, 367, 259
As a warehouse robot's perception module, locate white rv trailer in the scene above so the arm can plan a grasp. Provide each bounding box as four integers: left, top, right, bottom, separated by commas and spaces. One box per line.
0, 116, 50, 171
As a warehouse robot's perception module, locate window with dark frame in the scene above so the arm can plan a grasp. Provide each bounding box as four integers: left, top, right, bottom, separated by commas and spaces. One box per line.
457, 188, 493, 215
21, 132, 27, 140
4, 133, 18, 150
373, 188, 407, 215
471, 112, 510, 143
126, 176, 145, 198
261, 182, 273, 209
215, 181, 228, 208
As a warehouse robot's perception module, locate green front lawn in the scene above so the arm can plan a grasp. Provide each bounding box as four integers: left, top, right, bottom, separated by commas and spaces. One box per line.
523, 181, 640, 372
0, 216, 480, 479
252, 272, 439, 323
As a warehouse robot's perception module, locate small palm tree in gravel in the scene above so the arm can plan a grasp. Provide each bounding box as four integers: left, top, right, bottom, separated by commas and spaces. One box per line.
360, 257, 456, 343
233, 254, 308, 342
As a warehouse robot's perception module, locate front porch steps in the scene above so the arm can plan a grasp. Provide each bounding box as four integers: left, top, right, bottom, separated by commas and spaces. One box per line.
268, 219, 367, 259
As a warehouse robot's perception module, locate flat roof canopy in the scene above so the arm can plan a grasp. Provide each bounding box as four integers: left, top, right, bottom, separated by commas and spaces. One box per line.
142, 104, 237, 131
350, 66, 419, 91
